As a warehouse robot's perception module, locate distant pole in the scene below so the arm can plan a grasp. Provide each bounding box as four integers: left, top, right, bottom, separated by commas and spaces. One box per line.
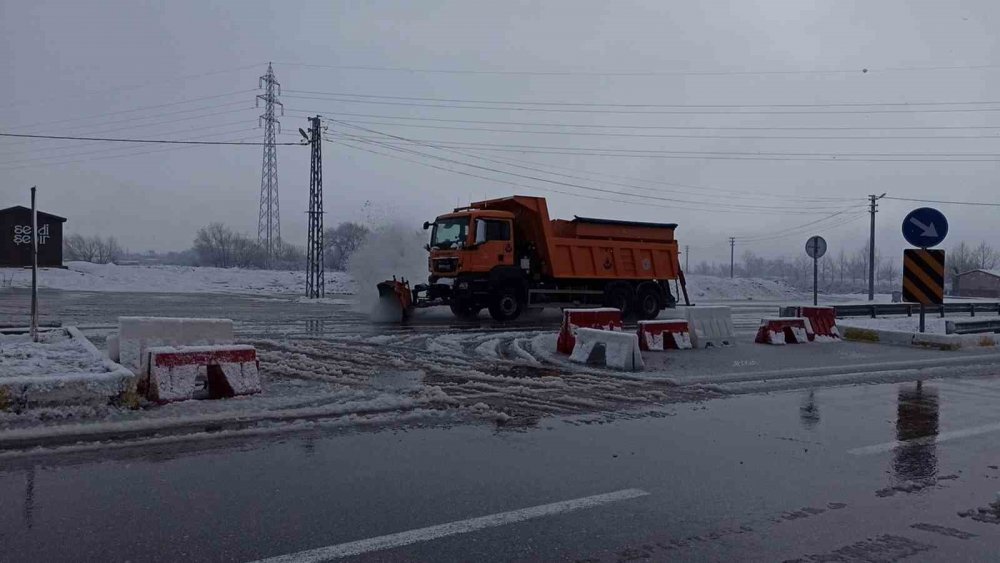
684, 244, 689, 272
30, 186, 38, 342
868, 193, 885, 301
729, 237, 735, 278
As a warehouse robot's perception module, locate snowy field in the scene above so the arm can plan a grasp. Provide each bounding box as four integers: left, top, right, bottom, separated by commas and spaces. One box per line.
1, 262, 352, 295
2, 261, 802, 303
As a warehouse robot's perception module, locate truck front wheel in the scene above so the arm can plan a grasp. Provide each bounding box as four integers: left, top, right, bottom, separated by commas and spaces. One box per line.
604, 282, 635, 318
488, 286, 524, 321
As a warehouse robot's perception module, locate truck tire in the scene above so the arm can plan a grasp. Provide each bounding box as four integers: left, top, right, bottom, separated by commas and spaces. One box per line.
450, 302, 482, 320
488, 285, 524, 321
635, 282, 661, 320
603, 282, 635, 318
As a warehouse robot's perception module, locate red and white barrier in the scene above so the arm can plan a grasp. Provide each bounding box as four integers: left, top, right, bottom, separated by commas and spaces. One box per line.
755, 317, 813, 345
145, 345, 260, 403
118, 317, 234, 373
637, 320, 692, 351
556, 308, 623, 354
569, 328, 644, 371
791, 306, 840, 341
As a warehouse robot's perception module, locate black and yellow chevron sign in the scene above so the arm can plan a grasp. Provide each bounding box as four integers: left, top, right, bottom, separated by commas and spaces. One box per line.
902, 249, 945, 305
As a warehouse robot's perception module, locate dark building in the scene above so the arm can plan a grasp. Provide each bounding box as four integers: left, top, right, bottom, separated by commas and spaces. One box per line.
0, 206, 66, 267
955, 269, 1000, 298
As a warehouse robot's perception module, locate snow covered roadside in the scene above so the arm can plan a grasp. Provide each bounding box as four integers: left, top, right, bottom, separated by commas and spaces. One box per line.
1, 261, 353, 295
839, 317, 949, 335
0, 328, 136, 410
683, 274, 803, 301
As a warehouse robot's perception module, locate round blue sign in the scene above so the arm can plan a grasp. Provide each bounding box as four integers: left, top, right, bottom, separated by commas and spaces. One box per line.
901, 207, 948, 248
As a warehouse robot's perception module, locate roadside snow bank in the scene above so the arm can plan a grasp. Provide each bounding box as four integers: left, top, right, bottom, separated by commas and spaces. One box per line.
839, 317, 949, 335
684, 274, 802, 301
1, 330, 107, 378
1, 262, 353, 295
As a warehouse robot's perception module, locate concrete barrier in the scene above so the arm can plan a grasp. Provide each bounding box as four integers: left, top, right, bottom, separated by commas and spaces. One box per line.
781, 306, 840, 341
755, 317, 813, 345
556, 308, 623, 354
569, 328, 644, 371
684, 306, 735, 348
107, 333, 120, 362
637, 320, 692, 351
118, 316, 234, 373
145, 345, 260, 403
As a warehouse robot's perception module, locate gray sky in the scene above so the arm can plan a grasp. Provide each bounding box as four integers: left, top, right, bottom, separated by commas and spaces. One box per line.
2, 1, 998, 263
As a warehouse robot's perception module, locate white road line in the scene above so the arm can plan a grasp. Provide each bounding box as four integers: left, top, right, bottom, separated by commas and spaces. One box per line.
249, 488, 650, 562
848, 421, 1000, 455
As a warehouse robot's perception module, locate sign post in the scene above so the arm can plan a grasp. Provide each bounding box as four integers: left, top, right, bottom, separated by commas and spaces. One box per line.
805, 235, 827, 306
901, 208, 948, 333
30, 186, 38, 342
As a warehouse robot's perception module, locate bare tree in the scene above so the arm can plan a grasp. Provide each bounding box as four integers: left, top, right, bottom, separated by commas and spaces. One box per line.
324, 222, 370, 271
972, 240, 999, 270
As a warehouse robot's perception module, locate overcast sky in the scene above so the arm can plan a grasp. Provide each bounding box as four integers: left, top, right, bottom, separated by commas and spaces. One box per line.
2, 1, 998, 264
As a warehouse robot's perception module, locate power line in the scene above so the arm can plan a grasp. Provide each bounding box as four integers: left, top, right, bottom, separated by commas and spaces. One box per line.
285, 88, 1000, 109
884, 196, 1000, 207
1, 63, 263, 111
327, 118, 1000, 140
1, 90, 255, 132
275, 61, 1000, 77
325, 133, 1000, 161
0, 132, 266, 171
283, 93, 1000, 114
330, 123, 863, 211
330, 132, 862, 215
0, 132, 302, 145
286, 109, 1000, 131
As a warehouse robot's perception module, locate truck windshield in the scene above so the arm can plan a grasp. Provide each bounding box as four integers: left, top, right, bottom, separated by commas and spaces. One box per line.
430, 217, 468, 249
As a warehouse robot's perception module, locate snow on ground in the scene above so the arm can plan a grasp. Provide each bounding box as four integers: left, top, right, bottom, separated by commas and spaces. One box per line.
2, 262, 352, 295
683, 274, 803, 301
1, 330, 107, 378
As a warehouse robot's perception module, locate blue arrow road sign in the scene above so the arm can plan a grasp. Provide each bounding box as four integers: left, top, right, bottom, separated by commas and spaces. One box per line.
902, 207, 948, 248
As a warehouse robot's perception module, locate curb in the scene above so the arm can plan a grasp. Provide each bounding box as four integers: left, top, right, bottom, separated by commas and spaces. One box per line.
841, 326, 999, 351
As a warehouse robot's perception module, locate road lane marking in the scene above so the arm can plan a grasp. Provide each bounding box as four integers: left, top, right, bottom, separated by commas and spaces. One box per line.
250, 488, 650, 562
848, 421, 1000, 455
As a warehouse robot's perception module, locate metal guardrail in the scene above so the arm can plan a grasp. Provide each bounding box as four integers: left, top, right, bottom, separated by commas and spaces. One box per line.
832, 302, 1000, 319
946, 319, 1000, 335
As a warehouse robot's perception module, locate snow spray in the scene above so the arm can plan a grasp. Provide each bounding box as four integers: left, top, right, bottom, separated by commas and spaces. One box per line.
348, 221, 427, 321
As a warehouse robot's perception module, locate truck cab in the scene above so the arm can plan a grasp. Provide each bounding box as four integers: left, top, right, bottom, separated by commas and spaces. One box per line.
421, 209, 526, 320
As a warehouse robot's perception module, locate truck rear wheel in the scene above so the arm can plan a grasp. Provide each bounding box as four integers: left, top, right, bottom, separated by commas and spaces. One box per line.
635, 283, 661, 320
604, 282, 635, 318
488, 285, 524, 321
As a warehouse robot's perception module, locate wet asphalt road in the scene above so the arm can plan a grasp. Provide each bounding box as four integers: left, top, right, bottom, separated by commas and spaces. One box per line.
3, 377, 1000, 562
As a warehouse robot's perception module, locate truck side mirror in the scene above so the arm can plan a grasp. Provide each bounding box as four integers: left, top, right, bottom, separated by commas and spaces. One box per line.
422, 221, 431, 230
475, 219, 487, 246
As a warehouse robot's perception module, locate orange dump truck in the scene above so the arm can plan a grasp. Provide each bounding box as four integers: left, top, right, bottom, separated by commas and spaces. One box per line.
377, 195, 688, 321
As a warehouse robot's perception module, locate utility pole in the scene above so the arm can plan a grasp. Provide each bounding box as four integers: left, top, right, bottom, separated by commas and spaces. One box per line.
305, 116, 325, 298
868, 193, 886, 301
729, 237, 735, 278
30, 186, 38, 342
684, 244, 689, 272
257, 62, 283, 267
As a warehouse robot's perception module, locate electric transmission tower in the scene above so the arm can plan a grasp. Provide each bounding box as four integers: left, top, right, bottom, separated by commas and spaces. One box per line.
256, 62, 283, 266
305, 115, 325, 298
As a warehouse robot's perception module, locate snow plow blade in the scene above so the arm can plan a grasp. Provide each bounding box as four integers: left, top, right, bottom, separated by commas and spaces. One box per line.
376, 278, 414, 322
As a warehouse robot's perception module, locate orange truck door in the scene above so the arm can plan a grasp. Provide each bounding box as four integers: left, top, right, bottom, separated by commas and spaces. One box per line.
470, 218, 514, 272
